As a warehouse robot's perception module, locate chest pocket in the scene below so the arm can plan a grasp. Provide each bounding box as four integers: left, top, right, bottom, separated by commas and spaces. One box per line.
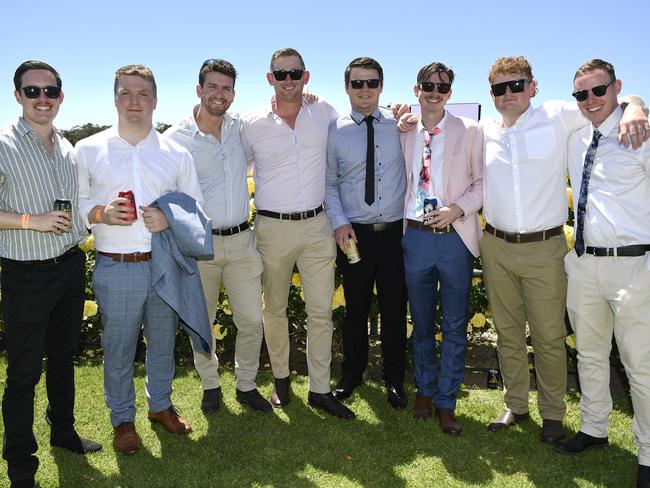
523, 125, 556, 160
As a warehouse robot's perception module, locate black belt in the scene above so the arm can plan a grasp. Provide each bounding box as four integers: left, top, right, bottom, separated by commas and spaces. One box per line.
257, 205, 324, 221
212, 221, 249, 236
406, 219, 455, 234
98, 251, 151, 262
585, 245, 650, 257
1, 246, 80, 266
352, 220, 402, 232
485, 223, 563, 243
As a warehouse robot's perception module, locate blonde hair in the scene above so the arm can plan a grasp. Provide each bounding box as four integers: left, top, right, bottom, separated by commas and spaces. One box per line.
114, 64, 157, 96
488, 56, 533, 84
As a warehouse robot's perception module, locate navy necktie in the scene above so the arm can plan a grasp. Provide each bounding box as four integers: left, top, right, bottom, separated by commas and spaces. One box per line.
575, 129, 602, 256
364, 115, 375, 206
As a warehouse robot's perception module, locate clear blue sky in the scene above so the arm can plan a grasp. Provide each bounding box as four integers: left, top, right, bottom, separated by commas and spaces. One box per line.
1, 0, 648, 130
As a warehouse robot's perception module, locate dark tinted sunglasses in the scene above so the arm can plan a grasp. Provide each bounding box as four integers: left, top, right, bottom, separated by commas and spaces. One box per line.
491, 79, 528, 97
21, 85, 61, 99
272, 69, 304, 81
419, 81, 451, 94
350, 79, 381, 89
572, 81, 614, 102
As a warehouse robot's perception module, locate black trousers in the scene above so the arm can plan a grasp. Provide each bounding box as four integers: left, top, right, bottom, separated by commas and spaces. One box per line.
336, 224, 407, 385
1, 248, 85, 483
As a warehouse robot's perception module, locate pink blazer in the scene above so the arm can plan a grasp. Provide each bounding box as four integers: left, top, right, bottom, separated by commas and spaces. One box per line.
400, 112, 484, 257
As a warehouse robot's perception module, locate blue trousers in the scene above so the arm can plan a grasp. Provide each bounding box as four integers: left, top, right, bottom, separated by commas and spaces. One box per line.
93, 255, 177, 427
402, 228, 473, 409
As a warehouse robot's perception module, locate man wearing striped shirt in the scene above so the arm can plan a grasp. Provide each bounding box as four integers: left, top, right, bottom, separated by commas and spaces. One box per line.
0, 60, 101, 488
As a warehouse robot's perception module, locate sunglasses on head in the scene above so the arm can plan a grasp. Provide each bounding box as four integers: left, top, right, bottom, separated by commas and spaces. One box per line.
418, 81, 451, 94
272, 69, 304, 81
490, 79, 529, 97
572, 81, 614, 102
21, 85, 61, 99
350, 79, 381, 89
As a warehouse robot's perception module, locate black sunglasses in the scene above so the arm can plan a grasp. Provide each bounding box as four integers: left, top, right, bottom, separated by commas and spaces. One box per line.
21, 85, 61, 99
272, 69, 304, 81
418, 81, 451, 94
491, 79, 529, 97
572, 81, 614, 102
350, 79, 381, 89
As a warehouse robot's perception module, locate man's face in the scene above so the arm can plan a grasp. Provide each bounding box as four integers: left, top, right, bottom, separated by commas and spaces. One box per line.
197, 71, 235, 117
573, 69, 621, 127
414, 71, 452, 118
490, 72, 536, 120
266, 55, 309, 103
345, 67, 382, 115
114, 75, 157, 127
14, 69, 63, 129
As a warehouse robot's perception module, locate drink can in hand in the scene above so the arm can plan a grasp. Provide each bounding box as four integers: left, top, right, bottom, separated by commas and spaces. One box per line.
118, 190, 137, 221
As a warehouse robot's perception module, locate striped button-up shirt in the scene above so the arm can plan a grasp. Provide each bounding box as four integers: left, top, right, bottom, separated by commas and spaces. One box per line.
0, 118, 86, 260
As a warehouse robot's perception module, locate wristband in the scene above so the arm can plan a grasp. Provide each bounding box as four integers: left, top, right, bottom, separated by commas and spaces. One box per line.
96, 207, 102, 223
21, 214, 30, 229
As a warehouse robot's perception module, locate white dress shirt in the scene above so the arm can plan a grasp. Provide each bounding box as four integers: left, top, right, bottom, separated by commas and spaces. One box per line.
568, 106, 650, 248
76, 126, 203, 253
482, 101, 585, 233
240, 99, 338, 213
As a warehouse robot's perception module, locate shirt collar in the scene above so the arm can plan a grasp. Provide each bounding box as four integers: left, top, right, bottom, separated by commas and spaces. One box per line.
16, 117, 61, 139
417, 110, 447, 134
506, 103, 534, 130
266, 95, 307, 117
593, 105, 623, 138
187, 105, 235, 138
350, 107, 382, 125
108, 125, 159, 146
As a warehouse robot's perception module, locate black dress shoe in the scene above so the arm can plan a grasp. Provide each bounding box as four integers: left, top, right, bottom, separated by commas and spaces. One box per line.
487, 408, 529, 432
236, 388, 272, 413
638, 464, 650, 488
201, 386, 222, 413
554, 431, 608, 454
333, 375, 362, 400
308, 392, 356, 419
541, 419, 565, 443
50, 431, 102, 454
10, 479, 35, 488
386, 384, 408, 409
269, 376, 291, 407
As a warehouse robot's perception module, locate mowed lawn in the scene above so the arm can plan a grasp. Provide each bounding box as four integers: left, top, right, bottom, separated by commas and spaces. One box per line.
0, 355, 638, 487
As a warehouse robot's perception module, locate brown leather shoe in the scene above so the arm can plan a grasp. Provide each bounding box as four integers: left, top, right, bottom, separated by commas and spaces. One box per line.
436, 408, 461, 435
113, 422, 140, 455
414, 394, 432, 420
148, 406, 192, 434
487, 408, 529, 432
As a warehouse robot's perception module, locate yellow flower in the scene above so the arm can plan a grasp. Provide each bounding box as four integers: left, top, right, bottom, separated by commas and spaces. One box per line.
247, 177, 255, 196
79, 234, 95, 253
406, 322, 413, 339
470, 312, 487, 328
212, 323, 228, 340
565, 333, 576, 349
331, 285, 346, 310
564, 224, 575, 250
435, 332, 443, 342
478, 212, 487, 230
291, 273, 302, 287
466, 323, 473, 333
249, 198, 256, 212
566, 186, 574, 210
221, 300, 232, 316
83, 300, 98, 318
472, 276, 482, 286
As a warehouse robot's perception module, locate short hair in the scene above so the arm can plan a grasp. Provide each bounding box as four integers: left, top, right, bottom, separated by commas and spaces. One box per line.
344, 57, 383, 86
269, 48, 306, 71
574, 58, 616, 82
416, 62, 455, 85
13, 60, 62, 91
114, 64, 157, 97
199, 59, 238, 87
488, 56, 533, 84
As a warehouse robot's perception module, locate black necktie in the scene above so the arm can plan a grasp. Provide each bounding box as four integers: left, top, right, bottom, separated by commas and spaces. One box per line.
364, 115, 375, 205
575, 129, 602, 256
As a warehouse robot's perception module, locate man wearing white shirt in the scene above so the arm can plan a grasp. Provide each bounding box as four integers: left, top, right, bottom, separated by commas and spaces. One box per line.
241, 48, 354, 419
481, 56, 648, 443
554, 59, 650, 488
76, 65, 203, 455
165, 59, 271, 414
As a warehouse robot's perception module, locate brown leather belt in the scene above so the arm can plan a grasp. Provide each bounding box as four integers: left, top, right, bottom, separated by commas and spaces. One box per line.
406, 219, 455, 234
257, 205, 324, 221
485, 223, 563, 243
98, 251, 152, 262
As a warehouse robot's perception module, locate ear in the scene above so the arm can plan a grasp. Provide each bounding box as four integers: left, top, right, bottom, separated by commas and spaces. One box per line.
266, 72, 274, 86
14, 90, 22, 105
303, 71, 310, 85
196, 84, 202, 98
152, 96, 157, 111
614, 79, 622, 95
345, 80, 350, 96
413, 84, 419, 98
59, 90, 64, 104
530, 80, 538, 98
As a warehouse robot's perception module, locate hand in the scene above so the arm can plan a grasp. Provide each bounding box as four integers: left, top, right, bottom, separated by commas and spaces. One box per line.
29, 211, 71, 235
303, 89, 319, 105
391, 102, 411, 119
424, 204, 464, 229
334, 224, 357, 253
102, 198, 134, 225
619, 104, 650, 149
397, 113, 419, 133
141, 206, 169, 233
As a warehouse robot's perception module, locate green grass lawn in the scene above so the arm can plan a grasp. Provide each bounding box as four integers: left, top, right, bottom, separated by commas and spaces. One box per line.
0, 355, 638, 487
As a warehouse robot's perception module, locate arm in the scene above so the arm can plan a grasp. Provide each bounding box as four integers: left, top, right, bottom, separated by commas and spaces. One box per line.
0, 209, 71, 235
619, 95, 649, 149
324, 126, 354, 252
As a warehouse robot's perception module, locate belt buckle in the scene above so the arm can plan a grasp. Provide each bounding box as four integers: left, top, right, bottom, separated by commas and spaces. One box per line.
373, 223, 386, 231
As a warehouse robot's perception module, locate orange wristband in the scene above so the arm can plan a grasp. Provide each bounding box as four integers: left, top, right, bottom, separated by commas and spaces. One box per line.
21, 214, 29, 229
96, 207, 102, 223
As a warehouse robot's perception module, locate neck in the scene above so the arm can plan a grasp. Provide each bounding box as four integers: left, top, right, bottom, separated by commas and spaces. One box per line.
117, 123, 152, 146
421, 109, 445, 131
31, 123, 54, 145
273, 96, 302, 116
500, 105, 529, 129
195, 106, 224, 138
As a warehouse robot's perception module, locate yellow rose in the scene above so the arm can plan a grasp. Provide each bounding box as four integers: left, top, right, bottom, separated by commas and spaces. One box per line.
478, 212, 487, 230
221, 300, 232, 316
435, 332, 443, 342
83, 300, 98, 318
247, 177, 255, 196
212, 323, 228, 340
79, 235, 95, 253
470, 312, 487, 328
249, 198, 256, 212
565, 333, 577, 349
466, 323, 473, 333
566, 187, 574, 210
331, 285, 346, 310
291, 273, 302, 287
564, 224, 575, 250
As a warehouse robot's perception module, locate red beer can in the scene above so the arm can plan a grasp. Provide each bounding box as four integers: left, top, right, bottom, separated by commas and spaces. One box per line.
118, 190, 137, 221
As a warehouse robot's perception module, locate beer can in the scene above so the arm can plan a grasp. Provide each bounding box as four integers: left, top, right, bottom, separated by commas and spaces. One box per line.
53, 198, 72, 215
423, 197, 437, 222
487, 369, 501, 389
345, 239, 361, 264
118, 190, 137, 221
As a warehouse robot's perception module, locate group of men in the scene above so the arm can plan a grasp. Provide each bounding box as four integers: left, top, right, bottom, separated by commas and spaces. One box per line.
1, 49, 649, 488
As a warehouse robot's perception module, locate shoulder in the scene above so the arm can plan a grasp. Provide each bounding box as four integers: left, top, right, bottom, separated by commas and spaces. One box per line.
241, 105, 270, 126
75, 127, 113, 150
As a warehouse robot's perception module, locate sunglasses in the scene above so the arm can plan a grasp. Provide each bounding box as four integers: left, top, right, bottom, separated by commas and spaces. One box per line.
272, 69, 304, 81
350, 79, 381, 89
572, 81, 614, 102
21, 85, 61, 99
418, 81, 451, 94
490, 79, 529, 97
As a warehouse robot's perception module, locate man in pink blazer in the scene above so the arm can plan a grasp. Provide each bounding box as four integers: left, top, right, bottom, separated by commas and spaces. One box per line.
400, 62, 483, 434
